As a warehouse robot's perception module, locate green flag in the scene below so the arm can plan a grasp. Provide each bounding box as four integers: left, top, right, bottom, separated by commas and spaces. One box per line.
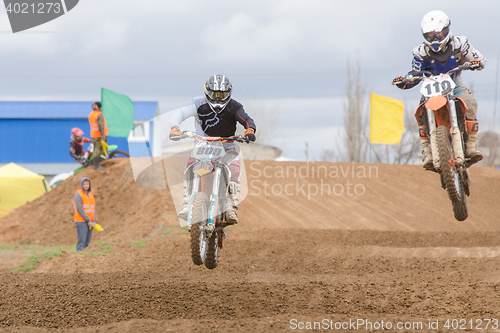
101, 88, 135, 137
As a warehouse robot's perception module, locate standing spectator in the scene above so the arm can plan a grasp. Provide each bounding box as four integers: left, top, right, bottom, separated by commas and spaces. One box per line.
73, 177, 97, 251
88, 102, 108, 170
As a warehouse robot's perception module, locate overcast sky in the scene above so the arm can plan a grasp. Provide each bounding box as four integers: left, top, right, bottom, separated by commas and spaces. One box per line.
1, 0, 500, 160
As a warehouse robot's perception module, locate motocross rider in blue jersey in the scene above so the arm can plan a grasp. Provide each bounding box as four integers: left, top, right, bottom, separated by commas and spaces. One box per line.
393, 10, 485, 168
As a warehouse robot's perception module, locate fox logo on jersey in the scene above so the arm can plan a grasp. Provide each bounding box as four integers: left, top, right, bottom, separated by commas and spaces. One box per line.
199, 112, 220, 129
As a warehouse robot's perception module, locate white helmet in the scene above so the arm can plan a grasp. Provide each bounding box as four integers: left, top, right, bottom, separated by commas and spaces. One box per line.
421, 10, 451, 53
204, 74, 232, 113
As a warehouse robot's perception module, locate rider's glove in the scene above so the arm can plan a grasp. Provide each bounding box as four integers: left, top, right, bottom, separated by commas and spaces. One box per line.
244, 128, 256, 143
393, 76, 404, 83
169, 126, 181, 141
393, 76, 406, 89
469, 59, 484, 70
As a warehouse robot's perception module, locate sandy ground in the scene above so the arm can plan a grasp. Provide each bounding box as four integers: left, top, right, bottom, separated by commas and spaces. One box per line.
1, 158, 500, 332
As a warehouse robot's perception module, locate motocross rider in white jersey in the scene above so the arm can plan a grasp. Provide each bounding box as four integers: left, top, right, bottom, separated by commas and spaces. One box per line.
169, 74, 257, 224
393, 10, 485, 168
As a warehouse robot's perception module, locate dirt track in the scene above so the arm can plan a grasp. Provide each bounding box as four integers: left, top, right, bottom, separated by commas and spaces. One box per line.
1, 159, 500, 332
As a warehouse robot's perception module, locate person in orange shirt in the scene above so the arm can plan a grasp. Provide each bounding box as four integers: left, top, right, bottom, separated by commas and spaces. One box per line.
88, 102, 108, 170
73, 177, 97, 251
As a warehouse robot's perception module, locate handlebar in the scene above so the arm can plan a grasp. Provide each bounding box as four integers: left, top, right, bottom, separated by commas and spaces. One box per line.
178, 131, 250, 144
392, 62, 480, 86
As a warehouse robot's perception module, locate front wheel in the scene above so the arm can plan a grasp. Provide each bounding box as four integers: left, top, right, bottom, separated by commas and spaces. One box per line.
452, 187, 468, 221
204, 228, 221, 269
436, 125, 468, 221
108, 150, 130, 158
190, 193, 209, 265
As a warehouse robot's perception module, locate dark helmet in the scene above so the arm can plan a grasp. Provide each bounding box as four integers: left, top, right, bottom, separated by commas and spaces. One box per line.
91, 102, 102, 110
204, 74, 232, 113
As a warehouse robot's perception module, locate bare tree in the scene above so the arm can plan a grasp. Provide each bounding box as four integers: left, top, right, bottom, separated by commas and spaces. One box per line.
320, 147, 336, 162
341, 58, 369, 163
393, 105, 421, 164
243, 98, 281, 147
321, 58, 419, 165
368, 104, 420, 165
478, 131, 500, 167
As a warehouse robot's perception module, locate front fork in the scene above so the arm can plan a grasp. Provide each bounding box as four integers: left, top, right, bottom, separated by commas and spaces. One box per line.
448, 99, 465, 165
426, 98, 465, 169
186, 167, 222, 234
427, 108, 439, 170
207, 167, 222, 232
186, 175, 200, 227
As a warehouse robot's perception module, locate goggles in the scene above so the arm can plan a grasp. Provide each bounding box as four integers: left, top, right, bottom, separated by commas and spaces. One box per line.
423, 27, 449, 43
206, 90, 230, 101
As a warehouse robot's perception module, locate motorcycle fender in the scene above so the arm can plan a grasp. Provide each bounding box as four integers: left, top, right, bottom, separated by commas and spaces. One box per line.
192, 161, 214, 177
426, 96, 451, 129
424, 95, 447, 111
414, 102, 426, 124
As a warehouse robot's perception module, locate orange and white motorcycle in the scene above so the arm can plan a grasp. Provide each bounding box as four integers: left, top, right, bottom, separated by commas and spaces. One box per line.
393, 63, 480, 221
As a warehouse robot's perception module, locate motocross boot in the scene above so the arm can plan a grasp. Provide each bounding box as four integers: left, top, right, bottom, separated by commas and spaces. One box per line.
225, 181, 240, 224
465, 134, 483, 165
177, 178, 189, 221
421, 139, 433, 169
93, 156, 106, 170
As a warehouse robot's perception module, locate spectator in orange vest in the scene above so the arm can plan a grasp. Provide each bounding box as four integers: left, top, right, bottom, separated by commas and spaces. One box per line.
88, 102, 109, 170
73, 177, 97, 251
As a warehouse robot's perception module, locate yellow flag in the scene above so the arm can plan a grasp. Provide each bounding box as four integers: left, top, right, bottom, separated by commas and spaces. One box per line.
89, 223, 104, 231
101, 141, 108, 157
370, 93, 404, 144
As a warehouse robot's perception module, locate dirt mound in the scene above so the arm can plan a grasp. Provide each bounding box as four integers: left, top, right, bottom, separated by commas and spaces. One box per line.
0, 159, 176, 245
1, 159, 500, 332
1, 159, 500, 245
240, 161, 500, 231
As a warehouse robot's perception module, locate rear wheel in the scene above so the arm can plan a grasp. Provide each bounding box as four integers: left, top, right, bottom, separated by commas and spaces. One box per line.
109, 150, 130, 158
190, 193, 209, 265
436, 126, 468, 221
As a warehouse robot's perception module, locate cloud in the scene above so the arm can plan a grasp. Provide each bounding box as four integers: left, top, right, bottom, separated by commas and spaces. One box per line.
78, 19, 130, 56
0, 12, 58, 56
0, 0, 499, 100
202, 13, 300, 65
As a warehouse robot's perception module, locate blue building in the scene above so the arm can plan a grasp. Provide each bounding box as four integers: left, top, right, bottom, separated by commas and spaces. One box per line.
0, 101, 160, 177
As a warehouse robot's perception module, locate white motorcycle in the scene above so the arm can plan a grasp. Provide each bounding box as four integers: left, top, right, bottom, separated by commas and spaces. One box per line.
179, 131, 248, 269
